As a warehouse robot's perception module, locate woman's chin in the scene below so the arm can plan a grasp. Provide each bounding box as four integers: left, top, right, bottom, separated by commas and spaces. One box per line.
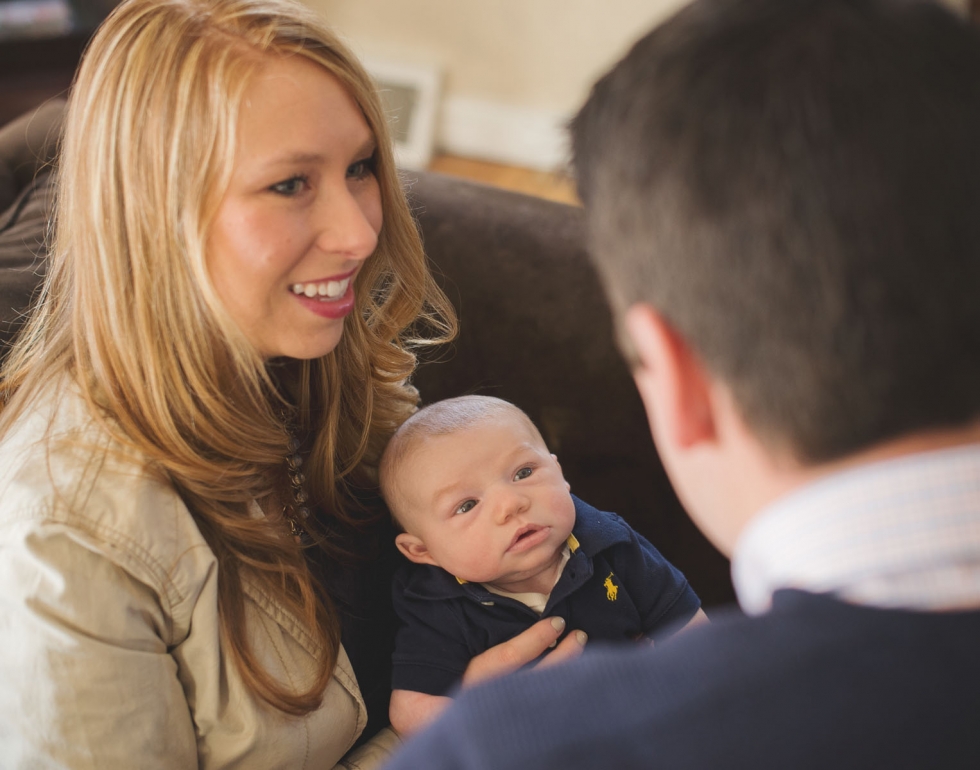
258, 325, 346, 362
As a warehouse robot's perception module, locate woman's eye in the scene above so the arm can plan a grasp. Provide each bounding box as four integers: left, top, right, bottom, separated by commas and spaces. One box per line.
455, 500, 477, 515
347, 155, 377, 180
270, 176, 308, 196
514, 467, 533, 481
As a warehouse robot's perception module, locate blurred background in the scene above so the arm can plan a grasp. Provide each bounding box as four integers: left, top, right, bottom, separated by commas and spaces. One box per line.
311, 0, 693, 201
0, 0, 974, 202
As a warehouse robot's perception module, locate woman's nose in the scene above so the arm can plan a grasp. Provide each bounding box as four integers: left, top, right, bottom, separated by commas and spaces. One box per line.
314, 187, 380, 263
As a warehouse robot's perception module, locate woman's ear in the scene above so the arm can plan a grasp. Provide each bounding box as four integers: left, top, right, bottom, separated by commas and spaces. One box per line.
624, 303, 717, 451
395, 533, 438, 566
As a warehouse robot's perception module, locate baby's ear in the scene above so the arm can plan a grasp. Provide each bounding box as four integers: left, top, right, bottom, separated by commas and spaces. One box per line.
551, 453, 571, 492
395, 533, 438, 566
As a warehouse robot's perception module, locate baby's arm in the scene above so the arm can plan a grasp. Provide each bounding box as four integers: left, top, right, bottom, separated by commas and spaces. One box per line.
679, 607, 710, 633
390, 568, 475, 735
389, 689, 453, 736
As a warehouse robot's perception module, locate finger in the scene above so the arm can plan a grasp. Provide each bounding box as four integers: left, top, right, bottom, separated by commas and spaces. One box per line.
463, 616, 567, 686
536, 629, 588, 671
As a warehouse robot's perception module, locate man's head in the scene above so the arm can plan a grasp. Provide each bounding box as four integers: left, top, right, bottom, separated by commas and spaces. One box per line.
572, 0, 980, 465
380, 396, 576, 590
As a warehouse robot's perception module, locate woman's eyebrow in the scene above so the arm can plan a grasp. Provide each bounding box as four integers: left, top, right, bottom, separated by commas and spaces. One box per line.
266, 151, 324, 167
353, 136, 377, 158
261, 137, 376, 169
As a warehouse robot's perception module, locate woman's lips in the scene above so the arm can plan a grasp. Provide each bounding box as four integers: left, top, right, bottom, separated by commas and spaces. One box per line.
506, 524, 551, 554
293, 280, 354, 318
289, 269, 358, 320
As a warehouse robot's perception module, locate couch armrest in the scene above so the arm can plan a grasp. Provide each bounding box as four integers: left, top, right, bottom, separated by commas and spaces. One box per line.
0, 99, 65, 213
0, 102, 63, 359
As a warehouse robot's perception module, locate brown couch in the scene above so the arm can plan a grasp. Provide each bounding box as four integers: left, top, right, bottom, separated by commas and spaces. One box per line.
0, 103, 735, 608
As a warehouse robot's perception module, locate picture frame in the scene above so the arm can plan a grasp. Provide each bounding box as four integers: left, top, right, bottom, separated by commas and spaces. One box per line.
362, 56, 442, 170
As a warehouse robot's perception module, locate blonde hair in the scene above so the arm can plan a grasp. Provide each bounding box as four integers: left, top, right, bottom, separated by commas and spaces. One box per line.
0, 0, 455, 715
379, 396, 545, 526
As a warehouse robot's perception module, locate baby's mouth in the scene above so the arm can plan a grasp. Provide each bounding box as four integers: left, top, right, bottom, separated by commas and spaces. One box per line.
507, 523, 546, 552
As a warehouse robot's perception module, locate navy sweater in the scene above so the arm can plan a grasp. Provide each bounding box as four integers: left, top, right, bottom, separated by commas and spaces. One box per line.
386, 590, 980, 769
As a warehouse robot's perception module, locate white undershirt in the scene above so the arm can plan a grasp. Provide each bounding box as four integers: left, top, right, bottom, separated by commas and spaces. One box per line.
482, 545, 572, 614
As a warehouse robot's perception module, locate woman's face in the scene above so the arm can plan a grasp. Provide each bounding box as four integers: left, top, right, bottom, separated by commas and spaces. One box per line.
207, 55, 383, 360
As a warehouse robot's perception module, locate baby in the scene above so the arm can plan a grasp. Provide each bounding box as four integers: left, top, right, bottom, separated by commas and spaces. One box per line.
380, 395, 703, 735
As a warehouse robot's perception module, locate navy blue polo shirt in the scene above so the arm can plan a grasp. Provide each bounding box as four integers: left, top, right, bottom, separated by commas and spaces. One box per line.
392, 495, 701, 696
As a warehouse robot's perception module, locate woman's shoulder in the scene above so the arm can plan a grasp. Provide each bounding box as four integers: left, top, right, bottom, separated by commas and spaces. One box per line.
0, 377, 217, 610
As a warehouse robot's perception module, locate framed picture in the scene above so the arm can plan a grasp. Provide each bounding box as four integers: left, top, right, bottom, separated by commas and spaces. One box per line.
362, 56, 442, 170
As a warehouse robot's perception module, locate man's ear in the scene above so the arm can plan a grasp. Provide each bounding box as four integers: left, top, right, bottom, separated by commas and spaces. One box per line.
395, 533, 438, 566
624, 303, 717, 450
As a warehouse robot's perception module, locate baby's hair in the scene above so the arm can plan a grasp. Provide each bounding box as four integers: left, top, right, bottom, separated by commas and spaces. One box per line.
380, 395, 545, 524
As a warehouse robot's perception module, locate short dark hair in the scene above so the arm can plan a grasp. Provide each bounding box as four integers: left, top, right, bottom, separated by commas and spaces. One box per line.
571, 0, 980, 462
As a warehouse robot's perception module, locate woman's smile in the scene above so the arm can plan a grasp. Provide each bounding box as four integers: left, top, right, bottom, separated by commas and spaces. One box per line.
290, 269, 359, 319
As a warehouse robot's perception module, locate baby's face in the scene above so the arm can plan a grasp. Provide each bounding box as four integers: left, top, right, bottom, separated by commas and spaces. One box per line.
392, 413, 576, 591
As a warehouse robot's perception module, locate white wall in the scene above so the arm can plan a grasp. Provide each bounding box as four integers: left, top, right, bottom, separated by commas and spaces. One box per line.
305, 0, 970, 170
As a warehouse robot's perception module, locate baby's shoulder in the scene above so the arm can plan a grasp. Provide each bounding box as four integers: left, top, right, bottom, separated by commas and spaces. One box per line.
570, 495, 637, 552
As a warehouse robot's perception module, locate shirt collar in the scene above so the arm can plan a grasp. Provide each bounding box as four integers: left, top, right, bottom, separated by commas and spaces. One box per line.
732, 443, 980, 615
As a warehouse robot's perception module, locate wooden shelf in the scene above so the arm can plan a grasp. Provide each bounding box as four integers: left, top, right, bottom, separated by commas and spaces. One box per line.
427, 154, 580, 206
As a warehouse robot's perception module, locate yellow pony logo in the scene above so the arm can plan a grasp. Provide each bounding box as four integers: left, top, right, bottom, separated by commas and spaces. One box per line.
603, 573, 619, 601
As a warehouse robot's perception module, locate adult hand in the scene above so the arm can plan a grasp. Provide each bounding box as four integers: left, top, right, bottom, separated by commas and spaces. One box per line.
462, 616, 587, 688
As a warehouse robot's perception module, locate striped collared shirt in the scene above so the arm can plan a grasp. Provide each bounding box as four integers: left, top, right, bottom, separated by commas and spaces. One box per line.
732, 443, 980, 615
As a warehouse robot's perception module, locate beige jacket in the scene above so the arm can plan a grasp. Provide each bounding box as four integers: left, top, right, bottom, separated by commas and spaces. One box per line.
0, 381, 398, 768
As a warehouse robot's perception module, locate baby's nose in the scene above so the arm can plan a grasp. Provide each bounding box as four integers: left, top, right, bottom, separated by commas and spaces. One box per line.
494, 489, 530, 522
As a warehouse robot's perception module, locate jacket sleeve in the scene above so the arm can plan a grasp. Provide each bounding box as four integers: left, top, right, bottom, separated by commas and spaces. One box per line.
336, 726, 401, 770
0, 520, 199, 768
391, 574, 473, 697
608, 515, 702, 640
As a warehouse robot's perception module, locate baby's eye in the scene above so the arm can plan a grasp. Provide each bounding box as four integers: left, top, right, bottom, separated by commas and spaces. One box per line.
514, 467, 533, 481
270, 175, 308, 196
347, 155, 377, 180
455, 500, 477, 515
